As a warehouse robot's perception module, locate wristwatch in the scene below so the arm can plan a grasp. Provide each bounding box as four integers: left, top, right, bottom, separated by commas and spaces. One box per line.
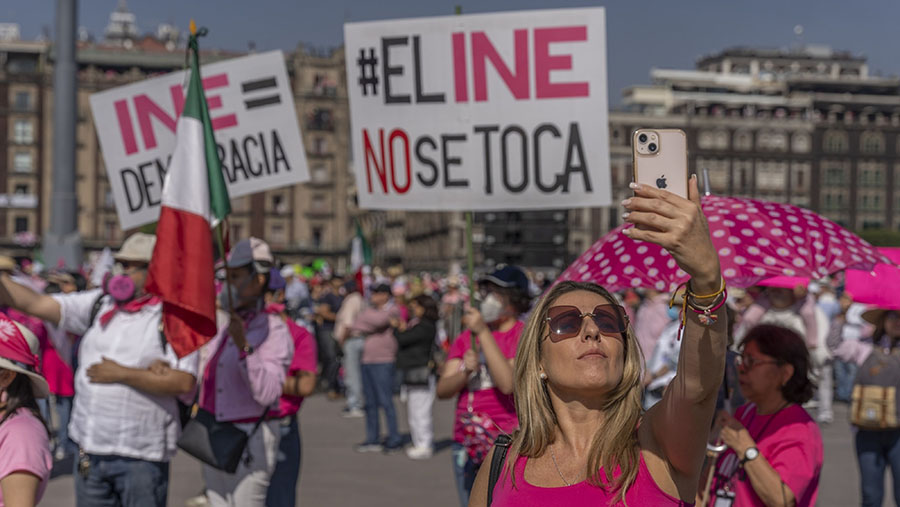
239, 344, 255, 358
741, 447, 760, 465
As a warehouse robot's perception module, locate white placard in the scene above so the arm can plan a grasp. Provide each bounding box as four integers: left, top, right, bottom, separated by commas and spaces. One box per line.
344, 8, 610, 210
90, 51, 309, 230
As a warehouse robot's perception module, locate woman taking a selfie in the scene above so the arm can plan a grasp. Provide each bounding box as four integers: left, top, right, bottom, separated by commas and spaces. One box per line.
470, 177, 727, 505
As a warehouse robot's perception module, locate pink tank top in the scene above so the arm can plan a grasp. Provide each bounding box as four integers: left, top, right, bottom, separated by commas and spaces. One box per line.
491, 451, 693, 506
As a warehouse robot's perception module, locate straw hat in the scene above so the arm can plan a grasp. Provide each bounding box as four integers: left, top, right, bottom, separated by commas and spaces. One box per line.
114, 233, 157, 263
0, 256, 16, 273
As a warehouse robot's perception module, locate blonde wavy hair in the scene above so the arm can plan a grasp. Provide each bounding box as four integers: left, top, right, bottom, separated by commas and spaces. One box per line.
505, 281, 645, 502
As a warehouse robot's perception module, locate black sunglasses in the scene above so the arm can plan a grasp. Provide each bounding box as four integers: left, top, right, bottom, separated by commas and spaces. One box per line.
544, 304, 629, 342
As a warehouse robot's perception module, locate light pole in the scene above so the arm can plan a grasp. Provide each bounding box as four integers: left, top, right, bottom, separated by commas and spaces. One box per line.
44, 0, 83, 269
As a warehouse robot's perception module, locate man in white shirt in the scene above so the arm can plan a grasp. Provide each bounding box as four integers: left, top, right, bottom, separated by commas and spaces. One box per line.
0, 233, 198, 507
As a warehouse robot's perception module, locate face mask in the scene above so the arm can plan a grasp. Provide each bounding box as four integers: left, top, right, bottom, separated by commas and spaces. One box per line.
218, 274, 254, 312
667, 305, 681, 321
104, 263, 136, 303
480, 293, 505, 324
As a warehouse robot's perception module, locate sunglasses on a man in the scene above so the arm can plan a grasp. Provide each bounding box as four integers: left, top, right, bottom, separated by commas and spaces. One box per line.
544, 304, 629, 342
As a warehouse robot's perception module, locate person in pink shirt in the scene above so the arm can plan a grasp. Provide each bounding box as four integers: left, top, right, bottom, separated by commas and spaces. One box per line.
2, 306, 76, 461
471, 178, 727, 506
263, 268, 317, 507
436, 265, 531, 507
707, 324, 823, 507
0, 312, 53, 507
351, 283, 403, 453
199, 238, 293, 507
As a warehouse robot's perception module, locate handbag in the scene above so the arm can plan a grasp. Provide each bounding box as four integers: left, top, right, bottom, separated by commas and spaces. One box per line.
177, 404, 268, 473
402, 365, 432, 386
460, 391, 503, 466
176, 338, 270, 473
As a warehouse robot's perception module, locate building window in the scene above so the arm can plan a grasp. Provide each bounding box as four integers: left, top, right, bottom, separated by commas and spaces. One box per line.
824, 167, 846, 186
734, 131, 753, 151
823, 131, 849, 153
792, 133, 811, 153
311, 194, 326, 211
863, 220, 883, 230
698, 130, 729, 150
272, 194, 287, 214
14, 216, 28, 233
13, 120, 33, 144
13, 184, 28, 195
312, 227, 322, 249
104, 220, 117, 240
312, 137, 328, 155
13, 152, 32, 172
758, 131, 787, 151
230, 223, 243, 240
307, 108, 334, 131
311, 165, 329, 183
271, 224, 286, 245
861, 132, 885, 155
13, 91, 31, 111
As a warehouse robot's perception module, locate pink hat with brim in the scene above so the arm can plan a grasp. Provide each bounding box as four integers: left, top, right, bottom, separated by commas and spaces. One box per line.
0, 315, 49, 399
756, 276, 810, 290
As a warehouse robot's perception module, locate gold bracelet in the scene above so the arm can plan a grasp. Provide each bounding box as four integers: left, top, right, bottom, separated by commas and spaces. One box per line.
687, 277, 726, 300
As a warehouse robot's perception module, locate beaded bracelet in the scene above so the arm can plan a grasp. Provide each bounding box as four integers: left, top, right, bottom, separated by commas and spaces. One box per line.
686, 289, 728, 326
670, 277, 727, 335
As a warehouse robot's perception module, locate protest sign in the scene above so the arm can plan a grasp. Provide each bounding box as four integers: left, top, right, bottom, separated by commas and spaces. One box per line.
90, 50, 309, 230
344, 7, 610, 211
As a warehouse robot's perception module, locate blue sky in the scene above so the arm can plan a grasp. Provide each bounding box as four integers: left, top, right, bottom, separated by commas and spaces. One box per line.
6, 1, 899, 105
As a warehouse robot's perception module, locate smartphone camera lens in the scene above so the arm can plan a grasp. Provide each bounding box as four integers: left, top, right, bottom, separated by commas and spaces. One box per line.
648, 143, 657, 152
638, 133, 648, 143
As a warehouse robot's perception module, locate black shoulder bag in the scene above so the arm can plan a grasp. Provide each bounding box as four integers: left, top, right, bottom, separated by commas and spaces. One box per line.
176, 337, 269, 474
177, 402, 268, 474
487, 434, 512, 506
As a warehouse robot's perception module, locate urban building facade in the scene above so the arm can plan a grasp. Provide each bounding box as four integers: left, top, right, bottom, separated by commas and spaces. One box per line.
1, 4, 362, 270
615, 46, 900, 232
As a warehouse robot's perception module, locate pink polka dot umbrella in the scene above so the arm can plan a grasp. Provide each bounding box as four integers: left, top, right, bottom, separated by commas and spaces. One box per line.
558, 195, 892, 292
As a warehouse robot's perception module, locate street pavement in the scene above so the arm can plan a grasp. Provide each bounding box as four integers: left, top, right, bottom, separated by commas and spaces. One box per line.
41, 395, 890, 506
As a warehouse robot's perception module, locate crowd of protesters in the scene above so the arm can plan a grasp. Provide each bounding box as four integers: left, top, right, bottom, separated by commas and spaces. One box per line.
0, 218, 896, 507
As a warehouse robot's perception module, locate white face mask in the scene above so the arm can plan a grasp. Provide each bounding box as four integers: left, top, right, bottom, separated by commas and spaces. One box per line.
480, 293, 505, 324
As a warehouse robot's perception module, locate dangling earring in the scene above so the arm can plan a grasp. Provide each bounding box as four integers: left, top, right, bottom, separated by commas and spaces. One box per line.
540, 372, 548, 381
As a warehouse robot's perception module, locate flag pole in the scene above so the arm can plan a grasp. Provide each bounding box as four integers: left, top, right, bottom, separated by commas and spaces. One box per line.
215, 221, 236, 311
188, 18, 235, 311
455, 5, 478, 351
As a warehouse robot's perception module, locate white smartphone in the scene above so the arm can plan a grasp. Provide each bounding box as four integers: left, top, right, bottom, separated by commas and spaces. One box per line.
632, 128, 689, 199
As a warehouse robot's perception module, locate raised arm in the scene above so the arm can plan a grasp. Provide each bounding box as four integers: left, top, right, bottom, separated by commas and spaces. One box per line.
623, 176, 727, 481
0, 273, 61, 326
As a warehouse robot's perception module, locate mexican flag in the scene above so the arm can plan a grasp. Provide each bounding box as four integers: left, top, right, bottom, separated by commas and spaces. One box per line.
146, 27, 230, 358
350, 220, 372, 294
350, 220, 372, 271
